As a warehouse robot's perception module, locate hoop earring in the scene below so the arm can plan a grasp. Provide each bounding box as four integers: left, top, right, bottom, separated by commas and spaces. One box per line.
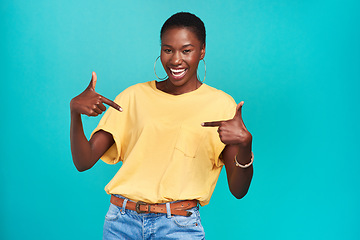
154, 56, 167, 80
197, 59, 206, 83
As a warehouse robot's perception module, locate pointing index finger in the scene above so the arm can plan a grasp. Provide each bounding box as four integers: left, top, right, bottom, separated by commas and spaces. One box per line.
201, 121, 223, 127
100, 95, 123, 112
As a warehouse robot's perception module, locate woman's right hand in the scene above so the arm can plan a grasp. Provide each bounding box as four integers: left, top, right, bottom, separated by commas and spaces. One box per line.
70, 72, 122, 116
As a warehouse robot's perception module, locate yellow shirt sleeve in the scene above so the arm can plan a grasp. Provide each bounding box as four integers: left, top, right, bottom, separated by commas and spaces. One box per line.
213, 99, 237, 167
90, 88, 132, 164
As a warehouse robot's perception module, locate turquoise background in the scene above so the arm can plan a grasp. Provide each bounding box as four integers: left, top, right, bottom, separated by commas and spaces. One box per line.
1, 0, 359, 239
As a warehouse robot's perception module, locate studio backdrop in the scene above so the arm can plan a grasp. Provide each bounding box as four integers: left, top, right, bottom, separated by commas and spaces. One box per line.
1, 0, 359, 239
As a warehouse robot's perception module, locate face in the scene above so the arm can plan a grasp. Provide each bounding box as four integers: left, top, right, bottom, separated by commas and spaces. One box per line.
160, 27, 205, 91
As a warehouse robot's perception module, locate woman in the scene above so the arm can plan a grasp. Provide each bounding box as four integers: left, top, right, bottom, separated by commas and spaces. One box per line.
70, 12, 253, 239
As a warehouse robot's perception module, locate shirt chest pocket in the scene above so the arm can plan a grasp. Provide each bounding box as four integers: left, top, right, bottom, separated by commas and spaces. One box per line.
174, 125, 205, 158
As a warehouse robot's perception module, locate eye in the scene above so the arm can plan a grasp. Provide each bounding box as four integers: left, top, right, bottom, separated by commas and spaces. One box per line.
183, 49, 191, 54
163, 49, 172, 53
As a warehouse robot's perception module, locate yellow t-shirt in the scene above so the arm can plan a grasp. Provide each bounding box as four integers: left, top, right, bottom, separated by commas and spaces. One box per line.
92, 81, 237, 206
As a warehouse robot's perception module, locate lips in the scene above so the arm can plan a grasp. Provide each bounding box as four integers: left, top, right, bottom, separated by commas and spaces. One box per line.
169, 68, 187, 79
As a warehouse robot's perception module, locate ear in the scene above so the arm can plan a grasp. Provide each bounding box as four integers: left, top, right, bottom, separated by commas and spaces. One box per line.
200, 43, 206, 60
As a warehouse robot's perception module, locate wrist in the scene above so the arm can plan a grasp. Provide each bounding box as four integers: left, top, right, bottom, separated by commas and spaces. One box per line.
70, 100, 81, 116
70, 109, 82, 120
235, 152, 254, 168
235, 145, 252, 164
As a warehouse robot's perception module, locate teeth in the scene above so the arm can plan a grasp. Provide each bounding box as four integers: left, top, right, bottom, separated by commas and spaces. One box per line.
170, 68, 187, 77
170, 68, 186, 73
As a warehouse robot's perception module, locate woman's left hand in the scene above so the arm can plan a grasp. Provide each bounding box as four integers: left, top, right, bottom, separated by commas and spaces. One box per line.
202, 101, 252, 147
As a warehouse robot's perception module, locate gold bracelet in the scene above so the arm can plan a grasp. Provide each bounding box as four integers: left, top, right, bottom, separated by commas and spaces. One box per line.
234, 152, 254, 168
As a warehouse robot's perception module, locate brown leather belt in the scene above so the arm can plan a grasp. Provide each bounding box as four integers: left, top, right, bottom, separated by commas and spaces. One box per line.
110, 195, 198, 217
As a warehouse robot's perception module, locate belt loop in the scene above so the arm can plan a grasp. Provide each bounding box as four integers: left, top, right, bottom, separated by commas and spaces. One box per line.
121, 198, 128, 215
166, 202, 171, 218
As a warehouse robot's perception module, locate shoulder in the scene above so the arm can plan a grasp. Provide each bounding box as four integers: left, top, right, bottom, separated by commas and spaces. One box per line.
201, 84, 236, 105
114, 81, 153, 100
201, 84, 237, 118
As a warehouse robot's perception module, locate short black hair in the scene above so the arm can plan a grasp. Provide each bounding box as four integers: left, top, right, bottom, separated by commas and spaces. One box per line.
160, 12, 206, 46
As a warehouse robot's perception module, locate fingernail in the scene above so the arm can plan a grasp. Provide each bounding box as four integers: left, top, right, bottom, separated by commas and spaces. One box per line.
119, 107, 123, 112
201, 123, 204, 126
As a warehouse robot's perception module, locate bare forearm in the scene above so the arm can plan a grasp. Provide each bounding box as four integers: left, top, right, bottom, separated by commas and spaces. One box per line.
223, 144, 253, 199
70, 112, 96, 171
229, 146, 253, 198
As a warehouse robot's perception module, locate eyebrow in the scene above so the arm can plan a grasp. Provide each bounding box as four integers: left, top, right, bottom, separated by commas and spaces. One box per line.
161, 44, 195, 48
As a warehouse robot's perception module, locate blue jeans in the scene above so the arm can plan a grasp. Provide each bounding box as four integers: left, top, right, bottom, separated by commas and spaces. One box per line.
103, 195, 205, 240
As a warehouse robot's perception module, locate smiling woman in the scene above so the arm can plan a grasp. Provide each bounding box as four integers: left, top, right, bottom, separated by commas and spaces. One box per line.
157, 13, 206, 95
158, 27, 205, 94
70, 12, 253, 239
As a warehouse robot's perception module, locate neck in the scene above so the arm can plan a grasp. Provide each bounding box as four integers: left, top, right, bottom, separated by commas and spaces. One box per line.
162, 79, 201, 95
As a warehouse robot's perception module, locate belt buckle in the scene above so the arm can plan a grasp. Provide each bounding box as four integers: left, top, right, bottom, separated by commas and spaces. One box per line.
135, 201, 150, 214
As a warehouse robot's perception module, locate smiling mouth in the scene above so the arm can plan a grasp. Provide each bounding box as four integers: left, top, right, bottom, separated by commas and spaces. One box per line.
169, 68, 187, 79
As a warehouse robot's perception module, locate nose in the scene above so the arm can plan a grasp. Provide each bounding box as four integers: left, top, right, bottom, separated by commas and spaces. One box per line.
171, 51, 182, 65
